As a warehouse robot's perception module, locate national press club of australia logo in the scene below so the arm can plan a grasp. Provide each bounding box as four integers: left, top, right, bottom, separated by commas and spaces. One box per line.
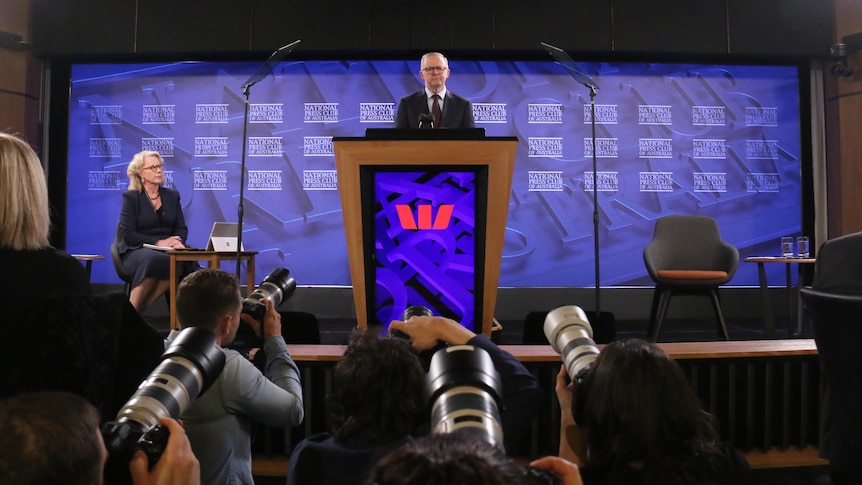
249, 104, 283, 124
360, 103, 394, 123
693, 173, 727, 193
693, 139, 726, 159
638, 105, 672, 125
142, 138, 174, 158
304, 103, 339, 123
746, 140, 779, 160
528, 137, 563, 158
142, 105, 176, 125
527, 171, 563, 192
194, 137, 229, 157
473, 103, 507, 124
303, 170, 338, 191
193, 171, 228, 191
88, 171, 124, 191
195, 104, 229, 124
639, 138, 673, 159
247, 171, 282, 191
692, 106, 725, 127
90, 106, 122, 125
746, 173, 780, 193
584, 172, 619, 193
584, 138, 618, 158
584, 104, 618, 125
527, 104, 562, 124
89, 138, 122, 158
639, 172, 674, 192
303, 137, 334, 157
745, 107, 778, 127
248, 137, 283, 157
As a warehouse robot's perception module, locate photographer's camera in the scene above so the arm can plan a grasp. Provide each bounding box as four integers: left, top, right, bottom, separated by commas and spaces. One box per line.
101, 327, 225, 468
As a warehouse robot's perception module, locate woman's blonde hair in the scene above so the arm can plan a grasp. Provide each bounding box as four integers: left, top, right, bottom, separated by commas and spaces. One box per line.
126, 150, 164, 192
0, 133, 50, 250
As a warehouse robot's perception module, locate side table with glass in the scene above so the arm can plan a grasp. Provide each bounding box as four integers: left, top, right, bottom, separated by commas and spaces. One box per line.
745, 236, 813, 337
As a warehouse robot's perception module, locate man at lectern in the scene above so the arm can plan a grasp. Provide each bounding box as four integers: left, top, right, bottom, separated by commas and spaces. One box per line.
394, 52, 476, 129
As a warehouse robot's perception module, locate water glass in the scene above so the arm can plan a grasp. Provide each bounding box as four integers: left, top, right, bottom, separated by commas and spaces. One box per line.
797, 236, 810, 258
781, 237, 794, 258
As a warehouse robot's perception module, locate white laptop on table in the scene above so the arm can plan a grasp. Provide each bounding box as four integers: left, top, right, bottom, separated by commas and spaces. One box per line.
205, 222, 245, 252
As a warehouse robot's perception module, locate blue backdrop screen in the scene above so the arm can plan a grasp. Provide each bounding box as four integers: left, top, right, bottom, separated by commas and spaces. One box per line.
66, 58, 803, 287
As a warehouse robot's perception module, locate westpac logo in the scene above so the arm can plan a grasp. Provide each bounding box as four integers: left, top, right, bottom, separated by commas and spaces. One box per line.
396, 204, 454, 230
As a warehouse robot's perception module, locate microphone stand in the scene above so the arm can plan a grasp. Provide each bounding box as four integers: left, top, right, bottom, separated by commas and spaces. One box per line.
541, 42, 614, 342
234, 40, 301, 278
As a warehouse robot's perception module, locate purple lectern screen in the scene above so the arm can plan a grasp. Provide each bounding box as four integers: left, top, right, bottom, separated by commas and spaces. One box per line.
364, 168, 486, 331
65, 59, 804, 288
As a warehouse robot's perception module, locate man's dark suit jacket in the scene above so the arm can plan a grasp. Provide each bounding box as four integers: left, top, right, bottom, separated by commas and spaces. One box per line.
394, 90, 475, 129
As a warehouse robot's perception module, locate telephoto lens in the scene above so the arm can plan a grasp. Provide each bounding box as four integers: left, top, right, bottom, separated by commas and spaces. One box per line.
101, 327, 225, 467
425, 344, 505, 448
242, 267, 296, 321
543, 305, 600, 382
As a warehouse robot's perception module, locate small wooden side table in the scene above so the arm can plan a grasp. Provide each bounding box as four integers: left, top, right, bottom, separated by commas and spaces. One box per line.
72, 254, 106, 282
168, 250, 258, 330
744, 256, 815, 337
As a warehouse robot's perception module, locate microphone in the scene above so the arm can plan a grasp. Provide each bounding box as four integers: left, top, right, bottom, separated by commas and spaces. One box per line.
418, 113, 434, 129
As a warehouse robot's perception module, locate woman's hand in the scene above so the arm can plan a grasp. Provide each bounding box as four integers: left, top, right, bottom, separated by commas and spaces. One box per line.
156, 236, 185, 249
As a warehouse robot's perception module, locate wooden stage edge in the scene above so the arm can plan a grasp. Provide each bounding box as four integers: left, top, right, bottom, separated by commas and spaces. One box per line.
285, 339, 819, 363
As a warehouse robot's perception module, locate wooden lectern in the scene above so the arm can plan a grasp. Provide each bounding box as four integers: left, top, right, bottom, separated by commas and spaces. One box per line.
334, 132, 517, 336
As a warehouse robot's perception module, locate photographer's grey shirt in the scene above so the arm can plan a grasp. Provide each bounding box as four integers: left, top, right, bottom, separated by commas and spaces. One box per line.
165, 331, 304, 485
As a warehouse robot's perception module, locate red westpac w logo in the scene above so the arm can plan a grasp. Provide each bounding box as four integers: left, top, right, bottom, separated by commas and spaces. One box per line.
395, 204, 454, 230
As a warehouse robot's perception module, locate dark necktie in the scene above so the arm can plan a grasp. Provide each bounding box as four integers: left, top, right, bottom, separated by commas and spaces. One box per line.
431, 94, 442, 128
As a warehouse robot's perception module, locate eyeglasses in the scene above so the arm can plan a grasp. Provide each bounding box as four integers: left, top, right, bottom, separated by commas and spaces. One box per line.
143, 163, 165, 172
422, 66, 448, 73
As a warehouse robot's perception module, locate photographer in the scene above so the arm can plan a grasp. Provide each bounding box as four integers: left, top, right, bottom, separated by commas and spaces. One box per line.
286, 315, 541, 485
0, 391, 199, 485
366, 433, 583, 485
555, 339, 751, 485
169, 268, 304, 484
